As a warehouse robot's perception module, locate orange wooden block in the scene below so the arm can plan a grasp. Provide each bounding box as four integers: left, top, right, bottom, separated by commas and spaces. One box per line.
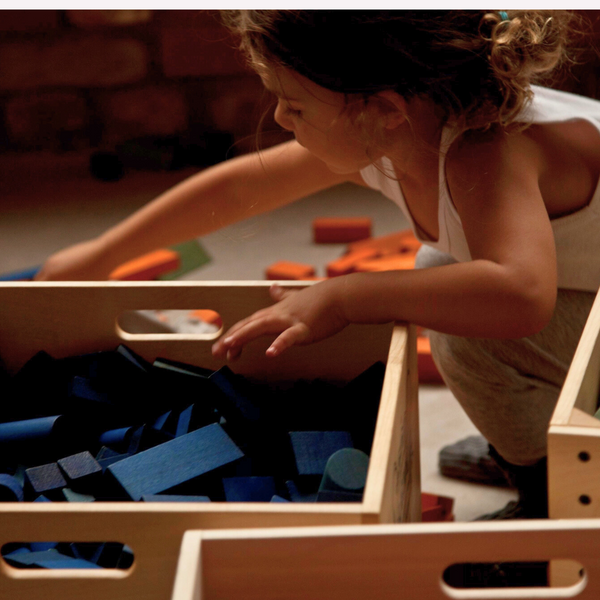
417, 335, 444, 385
265, 261, 316, 281
188, 309, 223, 328
421, 492, 455, 522
353, 253, 415, 273
326, 247, 380, 277
348, 229, 421, 255
109, 249, 180, 281
313, 217, 372, 244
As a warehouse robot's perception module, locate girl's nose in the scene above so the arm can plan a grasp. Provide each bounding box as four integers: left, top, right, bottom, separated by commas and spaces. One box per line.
274, 101, 294, 131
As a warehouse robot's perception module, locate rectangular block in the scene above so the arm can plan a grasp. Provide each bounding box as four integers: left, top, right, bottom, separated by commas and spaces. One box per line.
289, 431, 353, 477
313, 217, 372, 243
106, 423, 244, 500
109, 249, 180, 281
265, 260, 316, 281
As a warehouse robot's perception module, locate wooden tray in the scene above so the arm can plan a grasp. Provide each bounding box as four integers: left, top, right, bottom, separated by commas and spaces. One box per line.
172, 520, 599, 600
0, 281, 419, 600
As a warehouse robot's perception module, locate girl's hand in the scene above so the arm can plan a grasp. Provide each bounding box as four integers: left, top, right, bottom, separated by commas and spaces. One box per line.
212, 281, 349, 361
34, 239, 113, 281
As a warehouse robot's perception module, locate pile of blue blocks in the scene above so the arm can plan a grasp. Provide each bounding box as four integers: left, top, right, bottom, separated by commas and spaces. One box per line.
0, 345, 385, 569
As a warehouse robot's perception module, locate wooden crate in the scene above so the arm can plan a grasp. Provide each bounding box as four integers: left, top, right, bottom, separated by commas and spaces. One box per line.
548, 289, 600, 519
0, 281, 419, 600
172, 520, 600, 600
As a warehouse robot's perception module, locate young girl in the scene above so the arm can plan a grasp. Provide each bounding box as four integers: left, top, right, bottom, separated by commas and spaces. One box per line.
37, 11, 600, 519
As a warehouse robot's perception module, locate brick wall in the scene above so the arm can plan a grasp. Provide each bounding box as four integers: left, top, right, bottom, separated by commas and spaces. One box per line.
0, 9, 286, 163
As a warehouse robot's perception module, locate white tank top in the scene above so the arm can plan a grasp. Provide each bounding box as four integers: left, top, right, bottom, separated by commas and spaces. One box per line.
360, 85, 600, 292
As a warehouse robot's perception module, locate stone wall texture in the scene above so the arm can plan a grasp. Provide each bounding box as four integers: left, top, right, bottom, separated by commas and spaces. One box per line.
0, 9, 277, 158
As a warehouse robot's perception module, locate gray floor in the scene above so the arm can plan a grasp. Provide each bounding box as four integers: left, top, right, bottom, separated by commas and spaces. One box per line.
0, 153, 517, 521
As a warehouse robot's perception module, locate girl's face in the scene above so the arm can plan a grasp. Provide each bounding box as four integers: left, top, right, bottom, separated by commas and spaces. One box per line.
261, 67, 382, 174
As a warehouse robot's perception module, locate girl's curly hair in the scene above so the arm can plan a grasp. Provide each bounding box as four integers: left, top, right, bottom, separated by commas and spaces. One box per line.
222, 10, 583, 133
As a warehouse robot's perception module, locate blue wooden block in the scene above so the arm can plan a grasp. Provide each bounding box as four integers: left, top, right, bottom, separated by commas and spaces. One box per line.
24, 463, 66, 500
116, 344, 152, 374
316, 490, 363, 503
270, 495, 291, 503
289, 431, 353, 476
3, 549, 71, 568
106, 423, 243, 500
117, 545, 135, 569
58, 451, 102, 493
0, 415, 60, 448
97, 453, 129, 473
41, 558, 102, 569
62, 488, 96, 502
223, 476, 276, 502
0, 265, 40, 281
151, 410, 173, 432
152, 357, 213, 379
4, 546, 30, 556
0, 474, 24, 501
98, 426, 134, 452
69, 542, 123, 567
96, 446, 120, 461
209, 366, 262, 425
285, 480, 317, 503
318, 448, 369, 494
141, 494, 211, 502
33, 494, 51, 502
30, 541, 59, 552
127, 424, 173, 454
176, 405, 193, 437
68, 376, 110, 410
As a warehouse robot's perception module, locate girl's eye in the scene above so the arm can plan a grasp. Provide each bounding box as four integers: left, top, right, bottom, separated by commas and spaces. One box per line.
284, 104, 302, 118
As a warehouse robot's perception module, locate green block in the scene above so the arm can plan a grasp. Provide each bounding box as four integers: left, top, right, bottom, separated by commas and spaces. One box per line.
158, 240, 211, 280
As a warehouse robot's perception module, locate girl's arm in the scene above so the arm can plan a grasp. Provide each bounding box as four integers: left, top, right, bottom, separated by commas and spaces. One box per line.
35, 140, 355, 280
213, 131, 557, 359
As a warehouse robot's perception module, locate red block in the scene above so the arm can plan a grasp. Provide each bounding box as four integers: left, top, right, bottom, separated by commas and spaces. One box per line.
109, 249, 180, 281
313, 217, 372, 244
421, 492, 454, 522
353, 253, 415, 273
417, 336, 444, 385
265, 261, 316, 281
348, 229, 421, 255
326, 247, 380, 277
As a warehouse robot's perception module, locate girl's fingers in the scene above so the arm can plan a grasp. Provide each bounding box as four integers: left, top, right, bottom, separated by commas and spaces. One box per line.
212, 314, 291, 358
269, 283, 297, 302
266, 323, 309, 357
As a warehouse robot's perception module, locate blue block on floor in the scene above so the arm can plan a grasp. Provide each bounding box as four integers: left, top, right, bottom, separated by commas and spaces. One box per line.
289, 431, 353, 476
0, 265, 40, 281
223, 476, 276, 502
106, 423, 243, 500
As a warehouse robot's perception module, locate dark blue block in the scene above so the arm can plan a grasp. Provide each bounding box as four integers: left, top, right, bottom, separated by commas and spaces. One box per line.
141, 494, 211, 502
97, 453, 129, 473
127, 424, 173, 454
116, 345, 152, 374
176, 405, 193, 437
69, 542, 124, 568
152, 358, 213, 379
209, 366, 262, 425
0, 474, 24, 501
98, 426, 134, 452
285, 480, 317, 503
106, 423, 243, 500
96, 446, 121, 461
41, 558, 102, 570
58, 451, 102, 493
0, 265, 40, 281
152, 410, 173, 432
33, 494, 51, 502
270, 495, 291, 503
24, 463, 66, 500
0, 416, 67, 463
316, 490, 363, 503
30, 541, 59, 552
4, 549, 71, 568
117, 545, 135, 569
289, 431, 353, 476
223, 476, 276, 502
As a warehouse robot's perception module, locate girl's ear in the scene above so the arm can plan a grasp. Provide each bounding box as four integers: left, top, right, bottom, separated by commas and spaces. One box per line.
374, 90, 408, 130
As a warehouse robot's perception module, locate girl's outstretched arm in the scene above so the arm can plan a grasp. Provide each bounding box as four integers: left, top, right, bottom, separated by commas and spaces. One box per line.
213, 130, 558, 359
35, 141, 353, 280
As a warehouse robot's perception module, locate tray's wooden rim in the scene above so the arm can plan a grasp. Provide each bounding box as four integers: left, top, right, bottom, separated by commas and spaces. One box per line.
551, 289, 600, 427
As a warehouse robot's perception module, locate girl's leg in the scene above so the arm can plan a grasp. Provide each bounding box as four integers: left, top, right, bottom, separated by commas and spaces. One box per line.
415, 245, 595, 466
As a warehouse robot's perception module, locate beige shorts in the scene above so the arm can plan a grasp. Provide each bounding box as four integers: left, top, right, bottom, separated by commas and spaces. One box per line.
415, 245, 596, 465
